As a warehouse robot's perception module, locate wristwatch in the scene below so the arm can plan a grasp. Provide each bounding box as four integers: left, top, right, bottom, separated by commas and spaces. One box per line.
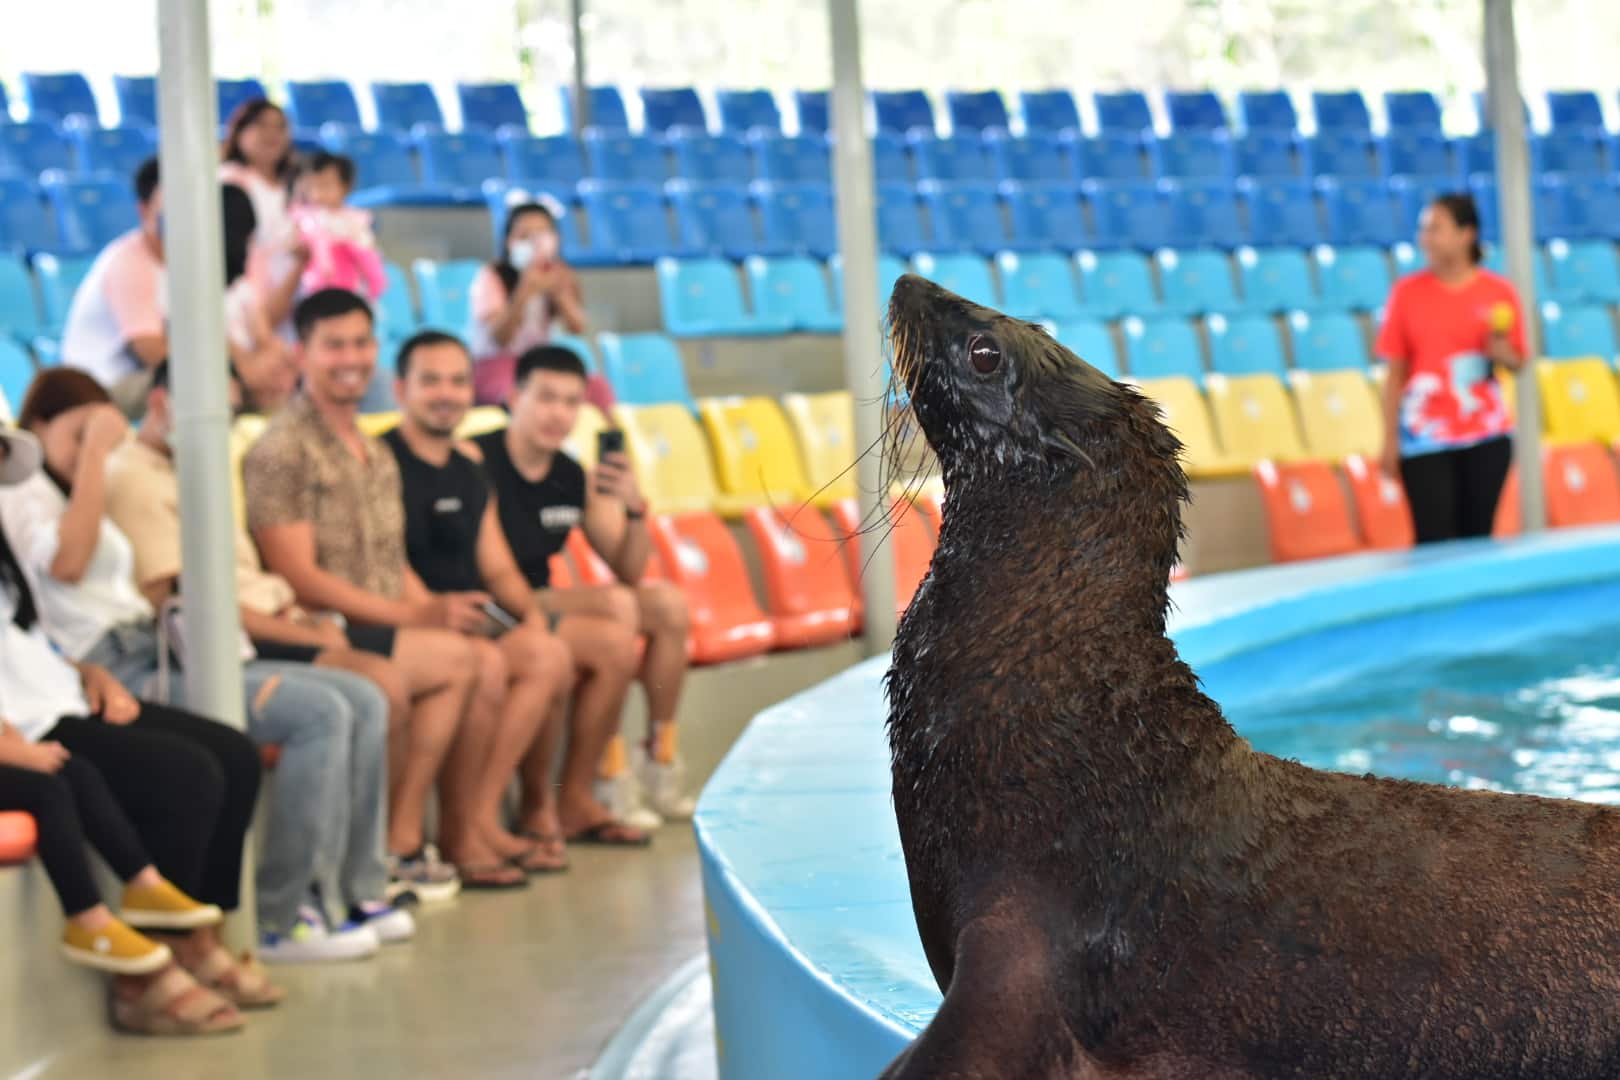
625, 505, 647, 521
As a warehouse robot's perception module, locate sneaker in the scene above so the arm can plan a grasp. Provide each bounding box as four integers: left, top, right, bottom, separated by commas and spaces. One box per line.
347, 901, 415, 944
386, 845, 461, 905
121, 879, 224, 930
260, 905, 380, 964
595, 772, 663, 832
633, 745, 697, 822
61, 917, 173, 975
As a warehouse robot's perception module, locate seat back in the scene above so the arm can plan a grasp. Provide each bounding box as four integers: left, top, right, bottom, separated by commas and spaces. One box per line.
0, 257, 44, 338
1238, 91, 1299, 133
1309, 131, 1381, 180
648, 512, 776, 662
871, 90, 935, 135
1546, 90, 1605, 131
1254, 459, 1362, 562
500, 134, 586, 186
1132, 376, 1229, 474
0, 122, 74, 177
1542, 301, 1619, 361
1239, 178, 1322, 247
1050, 319, 1121, 378
286, 80, 362, 130
45, 175, 138, 252
1085, 180, 1171, 250
1204, 372, 1307, 464
755, 182, 837, 258
614, 403, 724, 512
22, 72, 99, 123
1311, 91, 1372, 133
0, 177, 52, 253
1076, 250, 1159, 319
985, 133, 1075, 184
744, 505, 858, 642
1320, 177, 1403, 246
33, 253, 95, 331
668, 185, 760, 258
71, 123, 158, 180
1236, 246, 1317, 313
1156, 131, 1235, 181
456, 82, 528, 131
910, 137, 994, 183
921, 184, 1007, 255
113, 76, 158, 128
746, 256, 839, 332
751, 136, 831, 185
415, 130, 503, 187
1383, 91, 1443, 133
334, 129, 419, 189
1019, 90, 1081, 134
1290, 369, 1383, 459
794, 91, 830, 135
562, 86, 629, 131
1165, 90, 1227, 132
829, 498, 934, 617
1313, 245, 1393, 312
411, 259, 482, 331
1382, 131, 1454, 181
1122, 316, 1204, 380
371, 82, 446, 132
1537, 357, 1620, 443
1234, 131, 1300, 180
995, 251, 1083, 320
670, 134, 753, 184
1537, 130, 1608, 177
716, 89, 781, 135
656, 256, 757, 334
580, 183, 676, 260
1093, 91, 1153, 135
781, 391, 856, 502
597, 333, 694, 409
1156, 248, 1240, 315
376, 261, 418, 338
874, 184, 928, 255
641, 88, 707, 134
1003, 183, 1089, 253
1206, 312, 1286, 376
946, 90, 1011, 135
216, 78, 269, 125
1546, 238, 1620, 304
1074, 134, 1145, 181
1543, 442, 1620, 527
1287, 309, 1368, 371
1343, 454, 1415, 549
698, 396, 812, 503
583, 132, 669, 184
1163, 180, 1246, 249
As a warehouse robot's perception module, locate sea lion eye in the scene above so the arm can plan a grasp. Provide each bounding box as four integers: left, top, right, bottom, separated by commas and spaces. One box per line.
967, 334, 1002, 375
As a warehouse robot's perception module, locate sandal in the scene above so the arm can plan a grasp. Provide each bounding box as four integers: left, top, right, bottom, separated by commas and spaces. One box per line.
510, 837, 569, 875
187, 946, 286, 1010
110, 963, 244, 1036
565, 820, 652, 847
456, 863, 529, 890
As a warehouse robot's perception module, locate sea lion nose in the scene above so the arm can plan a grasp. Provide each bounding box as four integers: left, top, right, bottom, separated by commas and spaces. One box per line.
889, 273, 929, 308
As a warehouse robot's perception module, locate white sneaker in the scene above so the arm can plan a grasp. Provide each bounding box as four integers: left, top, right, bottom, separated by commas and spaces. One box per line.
260, 905, 380, 964
385, 845, 461, 905
347, 901, 415, 944
633, 745, 697, 821
595, 773, 663, 832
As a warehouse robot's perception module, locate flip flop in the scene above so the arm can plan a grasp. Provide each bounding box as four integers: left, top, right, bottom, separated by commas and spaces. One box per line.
564, 821, 652, 848
455, 864, 529, 890
510, 843, 569, 875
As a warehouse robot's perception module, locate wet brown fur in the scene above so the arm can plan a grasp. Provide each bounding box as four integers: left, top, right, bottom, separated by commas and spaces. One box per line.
878, 274, 1620, 1079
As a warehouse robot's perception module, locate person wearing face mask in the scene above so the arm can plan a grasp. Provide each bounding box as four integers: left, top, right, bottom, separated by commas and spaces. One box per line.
467, 201, 589, 406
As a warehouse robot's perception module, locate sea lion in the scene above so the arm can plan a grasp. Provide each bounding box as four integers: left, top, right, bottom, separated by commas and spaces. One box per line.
878, 273, 1620, 1079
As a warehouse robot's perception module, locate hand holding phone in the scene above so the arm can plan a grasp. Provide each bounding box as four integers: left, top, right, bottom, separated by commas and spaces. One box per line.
479, 601, 520, 638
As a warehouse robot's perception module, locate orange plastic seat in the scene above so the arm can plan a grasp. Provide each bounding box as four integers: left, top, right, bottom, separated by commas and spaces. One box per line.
743, 505, 860, 648
1544, 442, 1620, 527
564, 527, 666, 587
548, 552, 576, 589
916, 489, 944, 536
828, 498, 936, 619
1494, 466, 1522, 538
1343, 454, 1415, 550
647, 513, 776, 663
0, 811, 37, 864
1253, 459, 1363, 563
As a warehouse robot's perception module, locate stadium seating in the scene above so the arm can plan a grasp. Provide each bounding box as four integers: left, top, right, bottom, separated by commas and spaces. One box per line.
113, 76, 157, 128
1308, 131, 1382, 180
870, 133, 912, 183
68, 122, 157, 180
33, 253, 93, 332
1206, 313, 1286, 375
873, 184, 929, 255
946, 90, 1011, 135
1235, 246, 1317, 313
921, 183, 1006, 255
910, 137, 994, 183
1238, 91, 1299, 133
1239, 179, 1323, 247
499, 133, 587, 186
410, 258, 481, 331
42, 174, 138, 252
371, 81, 445, 131
1289, 369, 1383, 458
1205, 372, 1308, 463
1233, 131, 1300, 179
700, 396, 814, 506
0, 339, 35, 418
561, 85, 629, 131
1546, 90, 1605, 132
1163, 181, 1246, 248
829, 498, 933, 619
1287, 309, 1368, 370
1311, 90, 1371, 133
285, 80, 362, 131
1156, 247, 1239, 315
670, 134, 754, 184
743, 505, 859, 647
550, 333, 599, 374
1254, 459, 1363, 563
1313, 245, 1393, 311
872, 90, 936, 135
216, 78, 269, 123
456, 82, 528, 132
1553, 175, 1620, 242
657, 257, 793, 336
1094, 91, 1153, 136
745, 257, 840, 333
1123, 315, 1203, 379
0, 257, 44, 340
1537, 358, 1620, 443
0, 122, 74, 177
1542, 442, 1620, 527
829, 252, 909, 316
615, 402, 744, 513
1075, 250, 1159, 319
985, 133, 1076, 184
909, 252, 997, 308
1131, 376, 1245, 476
1074, 134, 1146, 180
1494, 467, 1522, 538
414, 129, 504, 194
1541, 301, 1619, 360
995, 252, 1085, 320
21, 72, 99, 123
325, 129, 433, 205
1019, 90, 1081, 134
1382, 131, 1454, 182
716, 89, 781, 134
794, 90, 830, 135
583, 132, 669, 184
598, 333, 697, 409
1456, 131, 1497, 179
1051, 319, 1121, 377
376, 262, 419, 339
641, 88, 707, 134
1383, 90, 1443, 133
1343, 453, 1416, 549
1155, 131, 1236, 181
781, 391, 856, 502
1165, 90, 1228, 132
579, 182, 681, 262
1319, 178, 1403, 246
0, 177, 55, 253
646, 512, 776, 662
0, 812, 37, 865
1085, 180, 1171, 250
750, 136, 831, 184
1545, 238, 1620, 304
668, 184, 770, 261
1002, 183, 1090, 252
1536, 130, 1608, 177
754, 182, 837, 259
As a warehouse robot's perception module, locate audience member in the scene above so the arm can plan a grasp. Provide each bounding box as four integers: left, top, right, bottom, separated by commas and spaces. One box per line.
471, 345, 696, 829
292, 153, 386, 303
221, 183, 298, 413
386, 331, 642, 867
107, 363, 417, 957
220, 99, 307, 332
467, 201, 588, 406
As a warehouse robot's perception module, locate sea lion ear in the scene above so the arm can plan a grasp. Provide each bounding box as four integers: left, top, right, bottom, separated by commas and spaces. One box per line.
1041, 427, 1095, 468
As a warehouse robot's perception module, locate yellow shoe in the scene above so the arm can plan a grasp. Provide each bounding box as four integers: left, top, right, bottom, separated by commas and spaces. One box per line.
121, 880, 223, 930
62, 917, 173, 975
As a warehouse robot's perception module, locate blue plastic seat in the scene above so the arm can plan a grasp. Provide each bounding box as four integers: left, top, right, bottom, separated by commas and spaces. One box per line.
371, 82, 445, 132
1122, 316, 1204, 379
1165, 91, 1227, 132
1546, 91, 1605, 132
995, 252, 1085, 320
1536, 130, 1608, 176
1554, 175, 1620, 242
910, 252, 999, 308
1002, 184, 1089, 253
1541, 301, 1618, 360
1163, 181, 1246, 248
216, 78, 269, 123
669, 184, 767, 260
0, 178, 52, 253
1287, 309, 1367, 370
1019, 90, 1081, 135
0, 257, 44, 339
1206, 313, 1286, 375
794, 91, 830, 135
1154, 131, 1235, 181
656, 257, 791, 337
1235, 246, 1317, 314
1382, 131, 1455, 181
1311, 91, 1371, 133
1391, 174, 1461, 239
286, 80, 362, 131
744, 255, 840, 333
1313, 245, 1393, 312
583, 132, 669, 184
69, 123, 157, 180
1546, 238, 1620, 304
0, 123, 74, 178
42, 175, 138, 252
909, 137, 993, 183
323, 129, 429, 205
871, 133, 912, 184
1457, 132, 1497, 179
457, 82, 528, 132
1075, 250, 1160, 319
561, 86, 630, 131
1234, 131, 1300, 179
376, 262, 419, 337
1074, 134, 1145, 181
1094, 91, 1153, 136
499, 133, 586, 185
1466, 176, 1502, 243
1479, 245, 1553, 300
1239, 179, 1322, 247
414, 129, 504, 192
113, 76, 157, 128
549, 333, 598, 371
597, 332, 695, 408
754, 182, 837, 259
1050, 318, 1120, 377
1156, 248, 1241, 316
984, 133, 1075, 184
716, 90, 781, 134
21, 72, 99, 123
1383, 91, 1443, 133
874, 184, 928, 256
946, 91, 1010, 135
871, 90, 935, 135
640, 88, 707, 134
411, 259, 483, 331
1084, 180, 1171, 250
1319, 178, 1404, 247
750, 136, 830, 185
33, 253, 94, 332
579, 183, 681, 263
1472, 91, 1530, 133
0, 339, 36, 416
1239, 91, 1298, 133
829, 252, 909, 316
1309, 131, 1381, 179
921, 183, 1007, 256
670, 134, 754, 184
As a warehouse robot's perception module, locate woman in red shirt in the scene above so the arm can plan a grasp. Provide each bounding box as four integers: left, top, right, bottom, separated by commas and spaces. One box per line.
1375, 193, 1526, 543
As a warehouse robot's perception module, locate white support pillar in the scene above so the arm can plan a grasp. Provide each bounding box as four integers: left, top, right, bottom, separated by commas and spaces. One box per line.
570, 0, 590, 131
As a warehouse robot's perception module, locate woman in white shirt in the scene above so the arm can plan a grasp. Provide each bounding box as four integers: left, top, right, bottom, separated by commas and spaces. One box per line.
219, 99, 308, 335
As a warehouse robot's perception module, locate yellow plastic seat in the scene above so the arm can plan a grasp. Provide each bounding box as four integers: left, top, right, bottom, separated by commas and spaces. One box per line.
1131, 376, 1248, 478
1204, 373, 1308, 466
455, 405, 509, 441
1290, 369, 1383, 460
357, 411, 400, 438
614, 403, 747, 516
697, 396, 815, 508
781, 391, 857, 506
229, 414, 269, 529
1538, 357, 1620, 444
561, 404, 611, 468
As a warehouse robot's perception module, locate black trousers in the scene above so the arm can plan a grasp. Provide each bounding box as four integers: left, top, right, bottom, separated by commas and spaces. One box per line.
0, 756, 152, 917
46, 703, 261, 913
1400, 436, 1514, 544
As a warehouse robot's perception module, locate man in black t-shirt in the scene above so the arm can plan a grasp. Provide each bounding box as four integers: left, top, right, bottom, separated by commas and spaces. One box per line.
394, 332, 650, 852
469, 345, 696, 827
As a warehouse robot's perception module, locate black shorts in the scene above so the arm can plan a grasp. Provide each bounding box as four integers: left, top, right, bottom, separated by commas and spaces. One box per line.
345, 623, 398, 657
250, 639, 321, 664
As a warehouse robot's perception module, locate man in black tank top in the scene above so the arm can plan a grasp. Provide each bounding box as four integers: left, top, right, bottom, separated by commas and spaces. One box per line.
472, 344, 696, 830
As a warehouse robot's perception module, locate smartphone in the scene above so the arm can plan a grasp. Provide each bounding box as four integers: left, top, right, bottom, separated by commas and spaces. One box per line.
597, 429, 625, 459
480, 601, 520, 638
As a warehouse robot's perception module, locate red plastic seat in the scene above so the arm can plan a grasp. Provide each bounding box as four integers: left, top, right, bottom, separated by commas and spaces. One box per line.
916, 489, 944, 536
565, 527, 666, 587
0, 811, 37, 865
1343, 454, 1415, 550
548, 552, 576, 589
1544, 443, 1620, 528
829, 498, 935, 619
1494, 466, 1521, 538
647, 512, 776, 663
743, 505, 859, 648
1253, 459, 1363, 563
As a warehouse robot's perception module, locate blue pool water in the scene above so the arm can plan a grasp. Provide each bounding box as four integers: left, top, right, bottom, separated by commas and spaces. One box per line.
1202, 578, 1620, 802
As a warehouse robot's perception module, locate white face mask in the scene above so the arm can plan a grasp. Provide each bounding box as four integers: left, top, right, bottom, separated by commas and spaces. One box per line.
508, 239, 535, 271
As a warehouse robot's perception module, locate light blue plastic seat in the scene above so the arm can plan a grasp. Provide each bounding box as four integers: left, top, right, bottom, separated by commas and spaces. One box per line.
0, 257, 44, 340
1122, 315, 1204, 380
874, 184, 928, 256
578, 182, 682, 263
549, 332, 598, 371
1235, 247, 1317, 314
0, 339, 37, 417
1075, 249, 1160, 319
745, 255, 841, 333
995, 252, 1085, 320
410, 259, 483, 332
0, 177, 55, 253
376, 262, 419, 338
655, 257, 793, 337
829, 253, 909, 315
42, 174, 139, 252
1287, 309, 1368, 371
1546, 238, 1620, 305
1312, 245, 1393, 312
669, 183, 767, 261
1206, 312, 1287, 375
1156, 248, 1240, 316
1050, 318, 1120, 377
33, 253, 96, 333
596, 332, 696, 408
1541, 301, 1619, 360
910, 252, 998, 309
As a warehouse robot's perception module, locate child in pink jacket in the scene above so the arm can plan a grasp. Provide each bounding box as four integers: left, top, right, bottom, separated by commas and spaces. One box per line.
291, 152, 386, 302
